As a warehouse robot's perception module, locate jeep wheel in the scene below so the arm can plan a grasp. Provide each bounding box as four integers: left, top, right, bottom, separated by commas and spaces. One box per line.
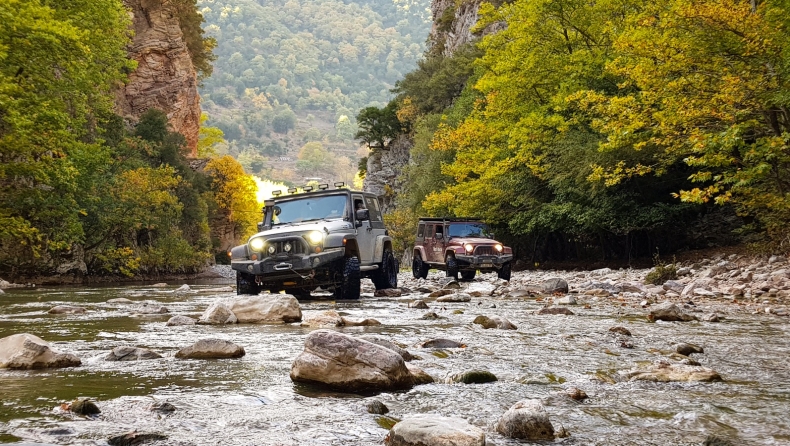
372, 249, 398, 290
446, 255, 459, 279
236, 271, 262, 295
285, 288, 312, 300
497, 261, 512, 281
412, 255, 429, 279
334, 256, 361, 300
461, 270, 476, 281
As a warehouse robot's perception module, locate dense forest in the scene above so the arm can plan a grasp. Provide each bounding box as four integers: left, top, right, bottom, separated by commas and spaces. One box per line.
367, 0, 790, 262
0, 0, 256, 279
197, 0, 431, 185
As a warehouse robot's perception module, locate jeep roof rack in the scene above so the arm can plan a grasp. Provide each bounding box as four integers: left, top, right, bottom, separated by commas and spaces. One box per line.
418, 217, 483, 222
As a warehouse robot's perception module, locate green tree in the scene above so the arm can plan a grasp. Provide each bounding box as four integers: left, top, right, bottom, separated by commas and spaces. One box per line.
355, 102, 401, 149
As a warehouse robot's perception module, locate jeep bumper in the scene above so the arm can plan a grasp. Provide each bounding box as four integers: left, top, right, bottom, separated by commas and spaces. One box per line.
231, 248, 345, 277
455, 254, 513, 269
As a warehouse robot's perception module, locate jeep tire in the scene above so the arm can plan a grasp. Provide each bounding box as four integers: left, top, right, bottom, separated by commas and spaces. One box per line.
334, 256, 361, 300
412, 255, 429, 279
446, 254, 459, 279
372, 249, 398, 290
497, 261, 512, 281
461, 270, 476, 281
236, 271, 262, 295
285, 288, 312, 300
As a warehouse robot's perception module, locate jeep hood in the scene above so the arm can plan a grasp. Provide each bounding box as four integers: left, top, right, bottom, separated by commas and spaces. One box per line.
248, 219, 353, 239
449, 237, 500, 245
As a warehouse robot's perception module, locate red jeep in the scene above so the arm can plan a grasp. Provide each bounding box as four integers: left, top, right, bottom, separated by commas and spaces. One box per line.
412, 218, 513, 281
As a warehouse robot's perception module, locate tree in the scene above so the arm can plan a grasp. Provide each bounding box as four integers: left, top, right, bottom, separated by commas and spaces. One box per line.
272, 108, 297, 134
355, 102, 401, 149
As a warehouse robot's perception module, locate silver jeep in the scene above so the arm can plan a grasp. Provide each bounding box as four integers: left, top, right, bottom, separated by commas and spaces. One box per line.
229, 185, 398, 299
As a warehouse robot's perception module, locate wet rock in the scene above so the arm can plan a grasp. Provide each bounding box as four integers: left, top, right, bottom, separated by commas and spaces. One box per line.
622, 362, 722, 382
367, 400, 389, 414
148, 401, 176, 412
107, 298, 134, 304
647, 302, 698, 322
472, 315, 517, 330
47, 305, 87, 314
375, 288, 402, 297
675, 343, 704, 356
702, 313, 722, 322
302, 310, 344, 327
130, 302, 169, 314
566, 387, 588, 401
619, 282, 646, 293
108, 432, 167, 446
406, 363, 434, 385
436, 293, 471, 302
290, 330, 414, 392
360, 336, 414, 361
105, 346, 162, 361
584, 288, 611, 297
385, 415, 485, 446
445, 369, 497, 384
0, 333, 81, 369
415, 285, 438, 293
542, 278, 569, 294
341, 316, 382, 326
410, 300, 429, 309
175, 339, 245, 359
174, 284, 191, 292
608, 326, 632, 336
465, 282, 496, 297
440, 278, 461, 289
166, 315, 196, 326
70, 397, 101, 415
704, 435, 735, 446
496, 399, 555, 440
662, 280, 685, 294
555, 295, 577, 305
537, 306, 574, 315
420, 339, 465, 349
428, 289, 454, 298
198, 302, 237, 325
227, 294, 302, 323
421, 311, 444, 320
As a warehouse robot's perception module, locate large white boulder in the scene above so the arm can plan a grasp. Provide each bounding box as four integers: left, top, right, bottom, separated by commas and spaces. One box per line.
385, 415, 485, 446
227, 294, 302, 323
496, 399, 555, 440
0, 333, 81, 369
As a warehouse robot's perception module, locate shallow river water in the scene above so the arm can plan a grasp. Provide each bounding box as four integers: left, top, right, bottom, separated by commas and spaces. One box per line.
1, 273, 789, 445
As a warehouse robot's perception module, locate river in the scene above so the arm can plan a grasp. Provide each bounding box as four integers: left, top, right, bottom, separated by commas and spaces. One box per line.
0, 271, 788, 445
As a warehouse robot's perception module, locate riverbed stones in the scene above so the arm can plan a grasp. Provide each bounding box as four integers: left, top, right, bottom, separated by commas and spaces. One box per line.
47, 305, 87, 314
647, 302, 698, 322
385, 415, 485, 446
341, 316, 381, 326
290, 330, 414, 392
420, 338, 465, 349
428, 289, 454, 298
555, 295, 577, 305
227, 294, 302, 323
440, 278, 461, 289
410, 300, 429, 309
496, 399, 555, 440
566, 387, 588, 401
367, 400, 389, 414
198, 302, 237, 324
436, 293, 471, 302
130, 302, 169, 314
375, 288, 402, 297
445, 369, 498, 384
175, 339, 245, 359
108, 432, 167, 446
166, 315, 197, 326
406, 364, 434, 384
675, 343, 704, 356
0, 333, 81, 369
360, 336, 414, 361
70, 397, 101, 415
302, 310, 344, 327
622, 362, 722, 382
537, 306, 574, 315
473, 315, 517, 330
466, 282, 496, 297
609, 326, 632, 336
105, 346, 162, 361
542, 278, 569, 294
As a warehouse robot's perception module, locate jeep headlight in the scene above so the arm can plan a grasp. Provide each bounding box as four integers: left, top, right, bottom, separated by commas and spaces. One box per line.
267, 245, 276, 255
249, 237, 265, 252
464, 243, 474, 253
495, 244, 503, 252
306, 230, 323, 245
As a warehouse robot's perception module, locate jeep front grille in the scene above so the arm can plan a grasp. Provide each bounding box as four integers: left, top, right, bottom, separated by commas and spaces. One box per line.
265, 238, 308, 257
474, 246, 495, 256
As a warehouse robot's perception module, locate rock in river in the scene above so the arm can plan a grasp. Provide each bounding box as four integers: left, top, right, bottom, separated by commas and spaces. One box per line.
647, 302, 698, 322
47, 305, 86, 314
228, 294, 302, 323
359, 336, 414, 361
473, 315, 517, 330
621, 361, 722, 382
542, 278, 569, 294
445, 369, 498, 384
537, 306, 574, 315
420, 338, 465, 349
105, 346, 162, 361
496, 399, 555, 440
0, 333, 81, 369
108, 432, 167, 446
385, 415, 485, 446
290, 330, 414, 392
436, 293, 471, 303
675, 342, 704, 356
130, 302, 169, 315
166, 315, 197, 326
175, 339, 245, 359
198, 302, 237, 325
70, 397, 101, 415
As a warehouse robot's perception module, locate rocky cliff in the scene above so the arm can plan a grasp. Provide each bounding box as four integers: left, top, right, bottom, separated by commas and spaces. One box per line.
116, 0, 200, 156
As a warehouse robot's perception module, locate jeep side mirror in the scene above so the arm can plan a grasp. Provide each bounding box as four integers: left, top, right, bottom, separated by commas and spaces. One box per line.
435, 233, 443, 240
355, 209, 370, 226
257, 222, 264, 232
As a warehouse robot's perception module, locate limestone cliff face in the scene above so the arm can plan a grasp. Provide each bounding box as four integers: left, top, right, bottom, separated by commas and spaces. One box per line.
363, 135, 412, 215
428, 0, 504, 57
116, 0, 200, 156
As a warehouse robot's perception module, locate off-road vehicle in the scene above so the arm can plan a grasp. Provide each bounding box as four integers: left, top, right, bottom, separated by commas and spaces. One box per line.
230, 184, 398, 299
412, 218, 513, 281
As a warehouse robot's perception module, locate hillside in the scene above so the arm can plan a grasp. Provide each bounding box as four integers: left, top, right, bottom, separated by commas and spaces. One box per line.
197, 0, 432, 186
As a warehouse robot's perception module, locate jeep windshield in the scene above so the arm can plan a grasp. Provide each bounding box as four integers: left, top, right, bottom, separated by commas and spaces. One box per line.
447, 222, 492, 238
273, 194, 348, 225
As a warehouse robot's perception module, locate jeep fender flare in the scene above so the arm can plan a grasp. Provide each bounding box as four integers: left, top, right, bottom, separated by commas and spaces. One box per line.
445, 247, 465, 259
342, 235, 360, 258
372, 235, 393, 263
413, 246, 427, 262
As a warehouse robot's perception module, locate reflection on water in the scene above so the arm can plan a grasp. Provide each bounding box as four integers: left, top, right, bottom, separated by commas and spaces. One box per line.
1, 281, 789, 445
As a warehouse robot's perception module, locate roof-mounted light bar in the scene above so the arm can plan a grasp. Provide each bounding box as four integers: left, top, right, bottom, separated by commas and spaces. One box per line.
287, 187, 297, 194
334, 182, 345, 188
303, 186, 314, 192
318, 184, 329, 190
272, 190, 282, 197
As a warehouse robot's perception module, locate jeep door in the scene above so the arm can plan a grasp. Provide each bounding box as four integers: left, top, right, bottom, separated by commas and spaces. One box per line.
352, 194, 374, 264
425, 224, 445, 263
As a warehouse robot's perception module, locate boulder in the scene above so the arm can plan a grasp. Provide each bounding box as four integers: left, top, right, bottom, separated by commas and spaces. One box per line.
131, 302, 169, 314
702, 313, 721, 322
608, 326, 632, 336
367, 400, 389, 414
198, 302, 237, 325
440, 278, 461, 289
47, 305, 87, 314
542, 278, 569, 294
465, 282, 496, 297
622, 362, 722, 382
290, 330, 414, 392
175, 339, 245, 359
410, 300, 429, 309
436, 293, 471, 303
675, 343, 704, 356
341, 316, 381, 326
0, 333, 81, 369
555, 295, 577, 305
566, 387, 588, 401
472, 315, 517, 330
302, 310, 344, 328
105, 346, 162, 361
647, 302, 698, 322
375, 288, 402, 297
166, 315, 197, 326
496, 399, 555, 440
663, 280, 685, 294
359, 336, 414, 361
445, 370, 497, 384
406, 364, 434, 385
385, 415, 485, 446
420, 339, 465, 349
227, 294, 302, 323
537, 306, 574, 315
70, 397, 101, 415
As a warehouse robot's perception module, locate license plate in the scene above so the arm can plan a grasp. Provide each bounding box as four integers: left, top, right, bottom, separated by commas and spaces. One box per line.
481, 263, 493, 268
